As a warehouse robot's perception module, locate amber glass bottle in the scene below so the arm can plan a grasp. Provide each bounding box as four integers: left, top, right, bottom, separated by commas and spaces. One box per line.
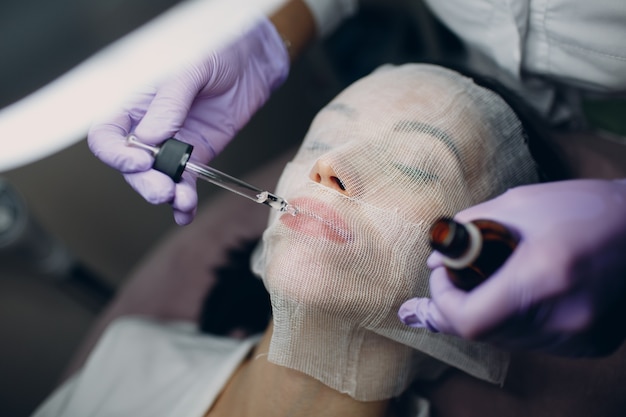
429, 217, 519, 290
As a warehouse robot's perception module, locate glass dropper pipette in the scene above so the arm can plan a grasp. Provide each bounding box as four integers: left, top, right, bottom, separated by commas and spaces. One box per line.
126, 135, 297, 216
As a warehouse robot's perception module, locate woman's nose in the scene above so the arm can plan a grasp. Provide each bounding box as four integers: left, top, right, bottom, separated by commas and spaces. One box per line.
309, 159, 349, 195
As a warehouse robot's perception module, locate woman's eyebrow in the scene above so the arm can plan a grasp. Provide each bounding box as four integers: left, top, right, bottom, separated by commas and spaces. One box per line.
393, 163, 440, 183
392, 120, 460, 161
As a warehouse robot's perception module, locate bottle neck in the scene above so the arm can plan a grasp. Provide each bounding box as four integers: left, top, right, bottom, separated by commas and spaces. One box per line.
431, 219, 482, 269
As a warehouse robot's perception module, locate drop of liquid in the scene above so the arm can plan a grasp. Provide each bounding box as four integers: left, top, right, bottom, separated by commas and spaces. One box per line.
256, 191, 298, 216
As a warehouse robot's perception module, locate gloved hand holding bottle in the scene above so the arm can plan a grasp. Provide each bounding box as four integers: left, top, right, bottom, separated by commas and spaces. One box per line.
399, 179, 626, 357
88, 13, 290, 225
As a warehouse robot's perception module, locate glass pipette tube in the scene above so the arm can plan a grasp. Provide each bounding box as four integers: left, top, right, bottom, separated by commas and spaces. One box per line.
126, 135, 297, 216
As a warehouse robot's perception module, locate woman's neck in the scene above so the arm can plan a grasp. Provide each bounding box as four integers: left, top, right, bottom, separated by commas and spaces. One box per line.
206, 323, 392, 417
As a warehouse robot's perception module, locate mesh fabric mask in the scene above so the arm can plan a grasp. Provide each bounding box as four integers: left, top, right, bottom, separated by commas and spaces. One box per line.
251, 64, 539, 401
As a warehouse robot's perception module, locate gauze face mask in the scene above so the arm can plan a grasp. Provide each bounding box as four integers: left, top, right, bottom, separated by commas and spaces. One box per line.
252, 64, 539, 401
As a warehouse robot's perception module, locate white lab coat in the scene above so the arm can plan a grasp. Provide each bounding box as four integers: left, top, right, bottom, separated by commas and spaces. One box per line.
31, 318, 260, 417
424, 0, 626, 124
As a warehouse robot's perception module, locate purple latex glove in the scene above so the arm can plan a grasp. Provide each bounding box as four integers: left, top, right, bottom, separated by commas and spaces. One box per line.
88, 17, 289, 225
399, 179, 626, 357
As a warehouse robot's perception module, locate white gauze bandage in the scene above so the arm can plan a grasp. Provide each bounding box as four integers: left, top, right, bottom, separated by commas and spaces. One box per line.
252, 63, 539, 401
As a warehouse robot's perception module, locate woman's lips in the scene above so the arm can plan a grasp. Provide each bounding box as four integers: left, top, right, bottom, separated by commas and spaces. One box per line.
280, 197, 351, 243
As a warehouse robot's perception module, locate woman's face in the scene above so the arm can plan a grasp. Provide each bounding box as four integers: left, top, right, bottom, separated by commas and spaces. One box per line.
252, 65, 536, 401
255, 66, 493, 327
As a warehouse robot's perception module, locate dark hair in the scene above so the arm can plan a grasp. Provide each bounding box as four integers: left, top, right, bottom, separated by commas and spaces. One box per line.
198, 238, 270, 337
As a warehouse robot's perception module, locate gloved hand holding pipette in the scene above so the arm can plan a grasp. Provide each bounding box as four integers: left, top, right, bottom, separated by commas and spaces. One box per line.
126, 136, 297, 216
399, 179, 626, 357
88, 16, 289, 225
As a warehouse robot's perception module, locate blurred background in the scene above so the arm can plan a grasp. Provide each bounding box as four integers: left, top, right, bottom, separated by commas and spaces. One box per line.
0, 1, 462, 415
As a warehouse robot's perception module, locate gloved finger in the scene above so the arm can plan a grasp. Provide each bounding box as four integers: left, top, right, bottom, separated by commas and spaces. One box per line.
476, 303, 555, 348
176, 103, 232, 161
426, 266, 473, 335
171, 174, 198, 213
398, 297, 455, 334
446, 253, 578, 344
88, 112, 154, 172
124, 170, 176, 205
173, 206, 197, 226
426, 251, 444, 269
428, 262, 525, 339
541, 292, 594, 333
133, 74, 201, 145
465, 242, 573, 333
170, 175, 198, 225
